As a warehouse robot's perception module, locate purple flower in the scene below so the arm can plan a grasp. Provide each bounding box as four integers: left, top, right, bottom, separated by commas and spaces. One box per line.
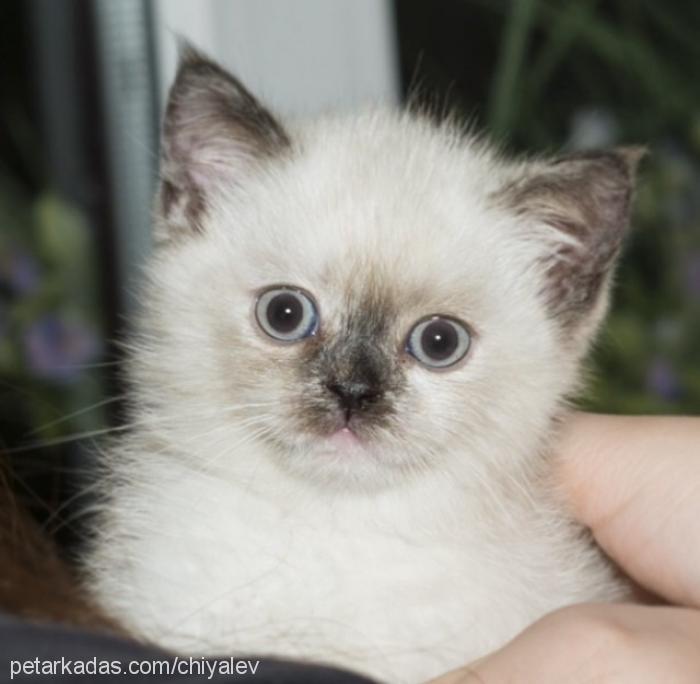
685, 253, 700, 300
0, 246, 40, 295
23, 313, 101, 382
646, 357, 682, 402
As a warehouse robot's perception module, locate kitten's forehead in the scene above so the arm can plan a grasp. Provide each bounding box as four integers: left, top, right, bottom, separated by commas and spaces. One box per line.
207, 114, 535, 325
238, 127, 500, 273
318, 255, 483, 326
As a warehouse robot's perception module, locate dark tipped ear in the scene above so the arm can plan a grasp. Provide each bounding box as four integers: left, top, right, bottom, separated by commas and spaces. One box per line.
156, 44, 290, 241
500, 147, 645, 334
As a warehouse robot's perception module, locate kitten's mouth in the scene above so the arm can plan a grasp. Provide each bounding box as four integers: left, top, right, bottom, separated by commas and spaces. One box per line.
295, 396, 392, 454
326, 426, 363, 451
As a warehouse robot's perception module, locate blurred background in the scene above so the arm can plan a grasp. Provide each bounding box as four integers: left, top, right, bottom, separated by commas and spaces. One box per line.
1, 0, 699, 535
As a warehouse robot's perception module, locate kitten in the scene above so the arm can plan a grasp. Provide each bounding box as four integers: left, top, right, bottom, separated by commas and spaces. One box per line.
86, 47, 642, 683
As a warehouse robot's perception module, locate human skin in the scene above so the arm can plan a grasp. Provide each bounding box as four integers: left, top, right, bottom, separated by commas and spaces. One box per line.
429, 413, 700, 683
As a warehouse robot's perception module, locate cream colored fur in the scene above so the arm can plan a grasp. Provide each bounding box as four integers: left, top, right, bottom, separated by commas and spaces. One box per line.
87, 110, 631, 683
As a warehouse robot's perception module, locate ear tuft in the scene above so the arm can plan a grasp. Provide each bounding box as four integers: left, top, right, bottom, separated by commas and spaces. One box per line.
175, 40, 210, 70
613, 145, 648, 177
499, 147, 644, 332
156, 43, 290, 242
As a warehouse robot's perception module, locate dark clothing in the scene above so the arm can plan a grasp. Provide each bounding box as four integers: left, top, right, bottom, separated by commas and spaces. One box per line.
0, 615, 378, 684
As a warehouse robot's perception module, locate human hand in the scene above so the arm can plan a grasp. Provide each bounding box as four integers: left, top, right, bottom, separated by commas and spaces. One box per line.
429, 413, 700, 683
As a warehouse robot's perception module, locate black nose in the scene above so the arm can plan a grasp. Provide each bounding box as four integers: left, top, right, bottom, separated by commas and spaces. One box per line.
325, 381, 383, 412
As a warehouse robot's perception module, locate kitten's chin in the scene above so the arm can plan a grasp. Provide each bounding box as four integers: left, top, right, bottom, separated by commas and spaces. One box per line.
272, 425, 419, 490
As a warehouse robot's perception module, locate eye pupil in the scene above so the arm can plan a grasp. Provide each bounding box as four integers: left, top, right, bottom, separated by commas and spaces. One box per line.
256, 287, 318, 341
421, 320, 458, 361
266, 293, 303, 334
407, 315, 470, 369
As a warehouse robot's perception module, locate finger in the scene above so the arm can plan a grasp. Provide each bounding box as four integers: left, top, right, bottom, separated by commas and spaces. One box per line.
426, 667, 483, 684
555, 414, 700, 608
429, 603, 700, 684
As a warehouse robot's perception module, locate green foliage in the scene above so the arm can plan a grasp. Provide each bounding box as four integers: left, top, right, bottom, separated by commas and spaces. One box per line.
477, 0, 700, 414
0, 175, 106, 453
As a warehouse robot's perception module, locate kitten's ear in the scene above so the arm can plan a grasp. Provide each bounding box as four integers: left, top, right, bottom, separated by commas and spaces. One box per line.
156, 44, 290, 241
501, 147, 645, 337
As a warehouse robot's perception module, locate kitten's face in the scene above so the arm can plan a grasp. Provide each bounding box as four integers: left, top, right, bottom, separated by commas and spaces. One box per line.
137, 49, 640, 489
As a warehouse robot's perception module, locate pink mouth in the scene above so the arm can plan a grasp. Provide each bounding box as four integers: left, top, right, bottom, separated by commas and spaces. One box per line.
327, 426, 363, 451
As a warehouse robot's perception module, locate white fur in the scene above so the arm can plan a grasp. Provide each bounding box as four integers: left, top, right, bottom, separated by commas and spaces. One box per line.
87, 112, 628, 683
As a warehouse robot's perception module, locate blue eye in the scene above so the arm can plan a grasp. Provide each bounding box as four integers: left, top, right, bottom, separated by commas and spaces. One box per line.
406, 316, 471, 369
256, 287, 319, 342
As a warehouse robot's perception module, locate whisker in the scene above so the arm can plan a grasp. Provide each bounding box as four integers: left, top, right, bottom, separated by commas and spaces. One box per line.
4, 425, 133, 454
28, 395, 127, 436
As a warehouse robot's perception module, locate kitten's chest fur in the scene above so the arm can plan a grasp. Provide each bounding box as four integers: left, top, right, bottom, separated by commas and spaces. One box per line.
91, 448, 627, 684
